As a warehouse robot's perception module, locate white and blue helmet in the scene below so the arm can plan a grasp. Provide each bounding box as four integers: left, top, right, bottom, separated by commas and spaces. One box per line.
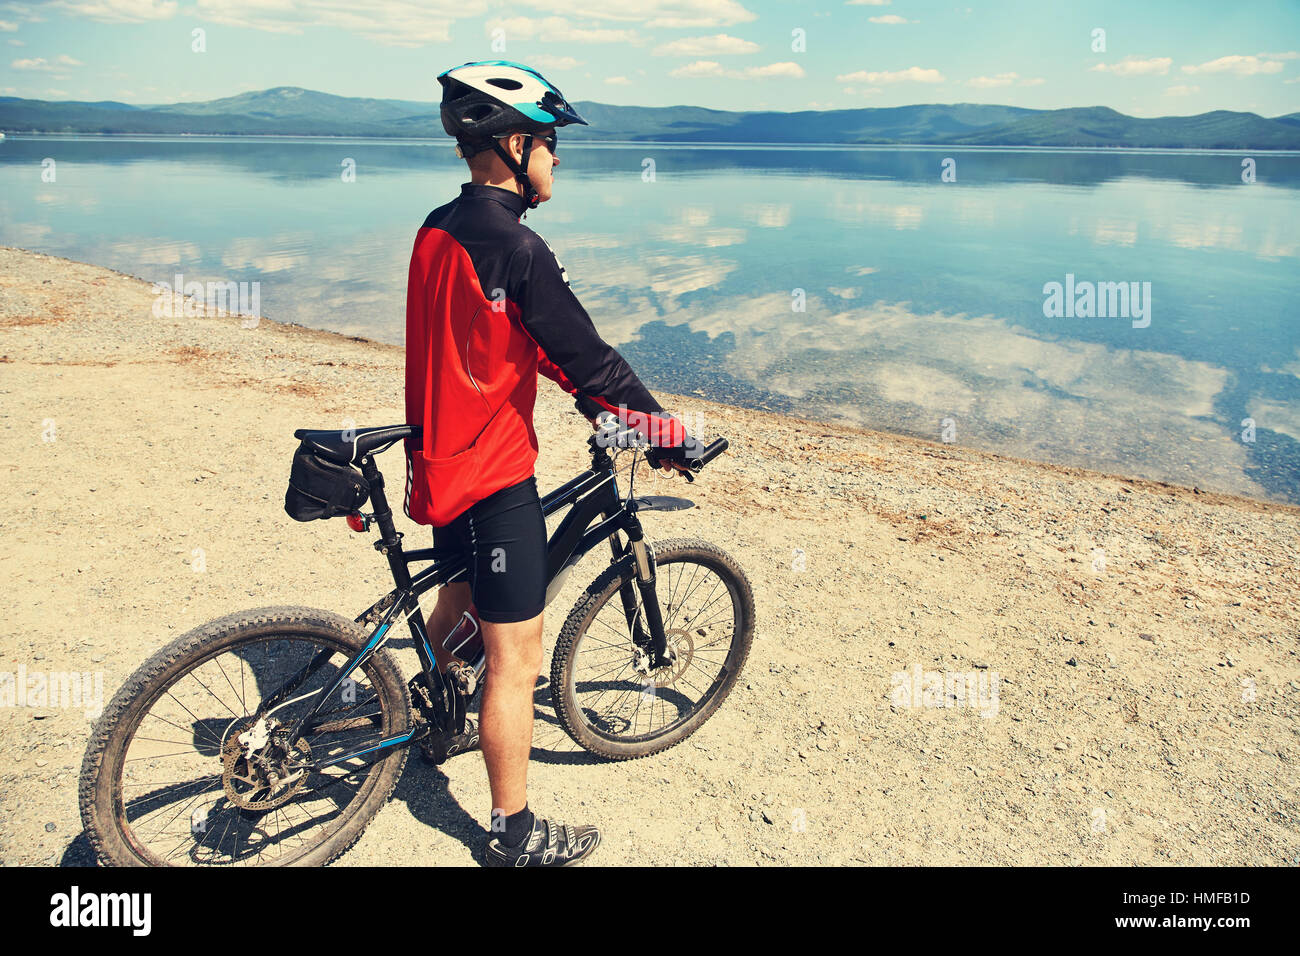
439, 60, 587, 153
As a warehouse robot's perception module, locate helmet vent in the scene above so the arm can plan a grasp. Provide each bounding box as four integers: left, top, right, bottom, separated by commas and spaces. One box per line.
486, 77, 524, 91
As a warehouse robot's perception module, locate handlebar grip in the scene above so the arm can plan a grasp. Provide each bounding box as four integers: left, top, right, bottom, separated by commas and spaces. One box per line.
688, 437, 728, 472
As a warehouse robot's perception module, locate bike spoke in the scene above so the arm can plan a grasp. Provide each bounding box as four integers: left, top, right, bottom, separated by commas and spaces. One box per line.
566, 554, 744, 744
107, 634, 396, 866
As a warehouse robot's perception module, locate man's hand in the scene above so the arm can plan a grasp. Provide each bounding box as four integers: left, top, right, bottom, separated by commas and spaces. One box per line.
657, 459, 692, 477
645, 439, 698, 480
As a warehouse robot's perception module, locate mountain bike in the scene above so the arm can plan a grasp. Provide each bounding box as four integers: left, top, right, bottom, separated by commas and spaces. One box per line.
78, 416, 754, 866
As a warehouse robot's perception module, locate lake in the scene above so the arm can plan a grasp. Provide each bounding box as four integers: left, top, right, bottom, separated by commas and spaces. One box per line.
2, 135, 1297, 503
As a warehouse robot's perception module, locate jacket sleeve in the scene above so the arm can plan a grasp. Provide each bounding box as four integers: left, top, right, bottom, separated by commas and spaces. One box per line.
512, 233, 685, 447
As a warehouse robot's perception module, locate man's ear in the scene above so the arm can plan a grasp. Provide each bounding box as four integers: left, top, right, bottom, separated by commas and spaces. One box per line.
508, 132, 528, 163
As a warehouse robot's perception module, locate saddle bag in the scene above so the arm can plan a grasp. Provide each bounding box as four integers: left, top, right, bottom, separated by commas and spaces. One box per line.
284, 440, 370, 521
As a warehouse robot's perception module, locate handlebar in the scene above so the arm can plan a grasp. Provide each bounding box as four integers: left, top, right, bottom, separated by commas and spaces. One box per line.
591, 412, 728, 477
688, 437, 728, 472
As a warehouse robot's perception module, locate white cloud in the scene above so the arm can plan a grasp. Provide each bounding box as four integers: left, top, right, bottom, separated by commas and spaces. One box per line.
968, 72, 1017, 88
836, 66, 943, 84
967, 72, 1045, 89
516, 0, 756, 29
0, 19, 18, 30
670, 59, 803, 79
1257, 51, 1300, 60
1182, 54, 1283, 76
868, 15, 909, 24
11, 54, 82, 71
672, 59, 725, 78
747, 61, 803, 78
1089, 56, 1172, 76
194, 0, 485, 47
653, 33, 758, 56
1164, 84, 1200, 96
604, 75, 630, 85
49, 0, 177, 21
845, 0, 891, 5
529, 54, 582, 70
488, 15, 640, 44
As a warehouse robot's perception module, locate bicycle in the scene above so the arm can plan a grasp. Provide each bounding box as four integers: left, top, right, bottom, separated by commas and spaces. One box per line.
79, 416, 754, 866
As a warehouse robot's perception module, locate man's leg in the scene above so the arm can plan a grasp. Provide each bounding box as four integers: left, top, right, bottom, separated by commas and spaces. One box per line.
425, 581, 472, 673
478, 611, 544, 824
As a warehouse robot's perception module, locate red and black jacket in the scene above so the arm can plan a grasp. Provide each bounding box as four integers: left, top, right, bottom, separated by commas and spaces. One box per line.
405, 182, 684, 527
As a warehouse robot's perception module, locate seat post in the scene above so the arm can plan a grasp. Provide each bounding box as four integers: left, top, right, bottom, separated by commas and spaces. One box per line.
358, 455, 409, 583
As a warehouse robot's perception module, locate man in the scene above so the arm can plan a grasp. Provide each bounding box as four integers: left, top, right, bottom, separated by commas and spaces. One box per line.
404, 60, 694, 867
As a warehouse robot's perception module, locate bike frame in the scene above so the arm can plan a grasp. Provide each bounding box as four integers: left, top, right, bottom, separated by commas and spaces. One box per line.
265, 436, 672, 771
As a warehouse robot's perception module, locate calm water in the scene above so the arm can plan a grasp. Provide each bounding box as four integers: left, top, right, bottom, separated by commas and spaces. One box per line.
2, 135, 1298, 503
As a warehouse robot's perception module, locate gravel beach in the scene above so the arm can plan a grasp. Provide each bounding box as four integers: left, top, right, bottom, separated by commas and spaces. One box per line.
1, 245, 1297, 866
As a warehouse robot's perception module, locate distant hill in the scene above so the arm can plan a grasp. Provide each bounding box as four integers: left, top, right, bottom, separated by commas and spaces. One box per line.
149, 86, 432, 123
942, 106, 1300, 149
2, 87, 1299, 149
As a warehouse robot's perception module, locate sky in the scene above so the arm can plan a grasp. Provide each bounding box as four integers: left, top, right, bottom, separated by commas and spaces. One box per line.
1, 0, 1298, 118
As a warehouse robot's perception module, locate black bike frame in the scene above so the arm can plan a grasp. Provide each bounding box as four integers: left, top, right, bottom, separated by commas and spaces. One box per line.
273, 436, 667, 771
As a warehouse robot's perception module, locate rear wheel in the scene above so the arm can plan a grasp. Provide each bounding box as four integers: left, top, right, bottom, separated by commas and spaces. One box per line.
551, 538, 754, 760
79, 607, 410, 866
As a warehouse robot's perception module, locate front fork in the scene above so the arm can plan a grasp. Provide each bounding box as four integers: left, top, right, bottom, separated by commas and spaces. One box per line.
612, 512, 673, 668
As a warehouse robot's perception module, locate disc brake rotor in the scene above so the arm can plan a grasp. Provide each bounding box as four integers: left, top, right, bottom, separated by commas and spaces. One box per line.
220, 716, 312, 812
631, 628, 694, 688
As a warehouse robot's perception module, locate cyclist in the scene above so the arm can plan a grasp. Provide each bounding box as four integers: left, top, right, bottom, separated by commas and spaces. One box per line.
405, 60, 694, 867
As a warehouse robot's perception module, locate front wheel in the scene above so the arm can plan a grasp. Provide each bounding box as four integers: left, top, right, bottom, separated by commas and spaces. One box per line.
79, 606, 411, 866
551, 538, 754, 760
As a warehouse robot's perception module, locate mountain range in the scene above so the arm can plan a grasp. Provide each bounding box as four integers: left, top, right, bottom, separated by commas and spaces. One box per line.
2, 86, 1299, 149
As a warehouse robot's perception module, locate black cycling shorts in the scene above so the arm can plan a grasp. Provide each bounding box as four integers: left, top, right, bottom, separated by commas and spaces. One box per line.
431, 475, 547, 624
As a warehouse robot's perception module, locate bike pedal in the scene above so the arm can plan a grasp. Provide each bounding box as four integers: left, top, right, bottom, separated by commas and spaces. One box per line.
420, 720, 480, 766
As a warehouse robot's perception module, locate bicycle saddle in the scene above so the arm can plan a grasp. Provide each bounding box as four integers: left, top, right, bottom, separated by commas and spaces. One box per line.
293, 424, 421, 465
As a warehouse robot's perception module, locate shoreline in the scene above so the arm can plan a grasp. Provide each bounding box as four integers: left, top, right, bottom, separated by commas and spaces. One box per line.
5, 133, 1300, 154
15, 245, 1298, 518
3, 244, 1297, 866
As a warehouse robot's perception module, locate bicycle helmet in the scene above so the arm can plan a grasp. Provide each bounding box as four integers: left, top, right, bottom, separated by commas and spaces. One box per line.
439, 60, 588, 210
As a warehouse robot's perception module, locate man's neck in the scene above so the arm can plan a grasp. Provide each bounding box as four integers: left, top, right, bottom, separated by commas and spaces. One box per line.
470, 173, 524, 197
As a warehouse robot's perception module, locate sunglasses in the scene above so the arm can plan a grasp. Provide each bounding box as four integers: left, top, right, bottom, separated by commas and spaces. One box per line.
496, 130, 558, 154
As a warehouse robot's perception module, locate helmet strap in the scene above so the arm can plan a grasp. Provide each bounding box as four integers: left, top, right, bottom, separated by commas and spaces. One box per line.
489, 133, 540, 211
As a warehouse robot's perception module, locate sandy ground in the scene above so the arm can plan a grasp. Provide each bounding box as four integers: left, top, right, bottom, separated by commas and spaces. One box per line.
1, 245, 1297, 867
